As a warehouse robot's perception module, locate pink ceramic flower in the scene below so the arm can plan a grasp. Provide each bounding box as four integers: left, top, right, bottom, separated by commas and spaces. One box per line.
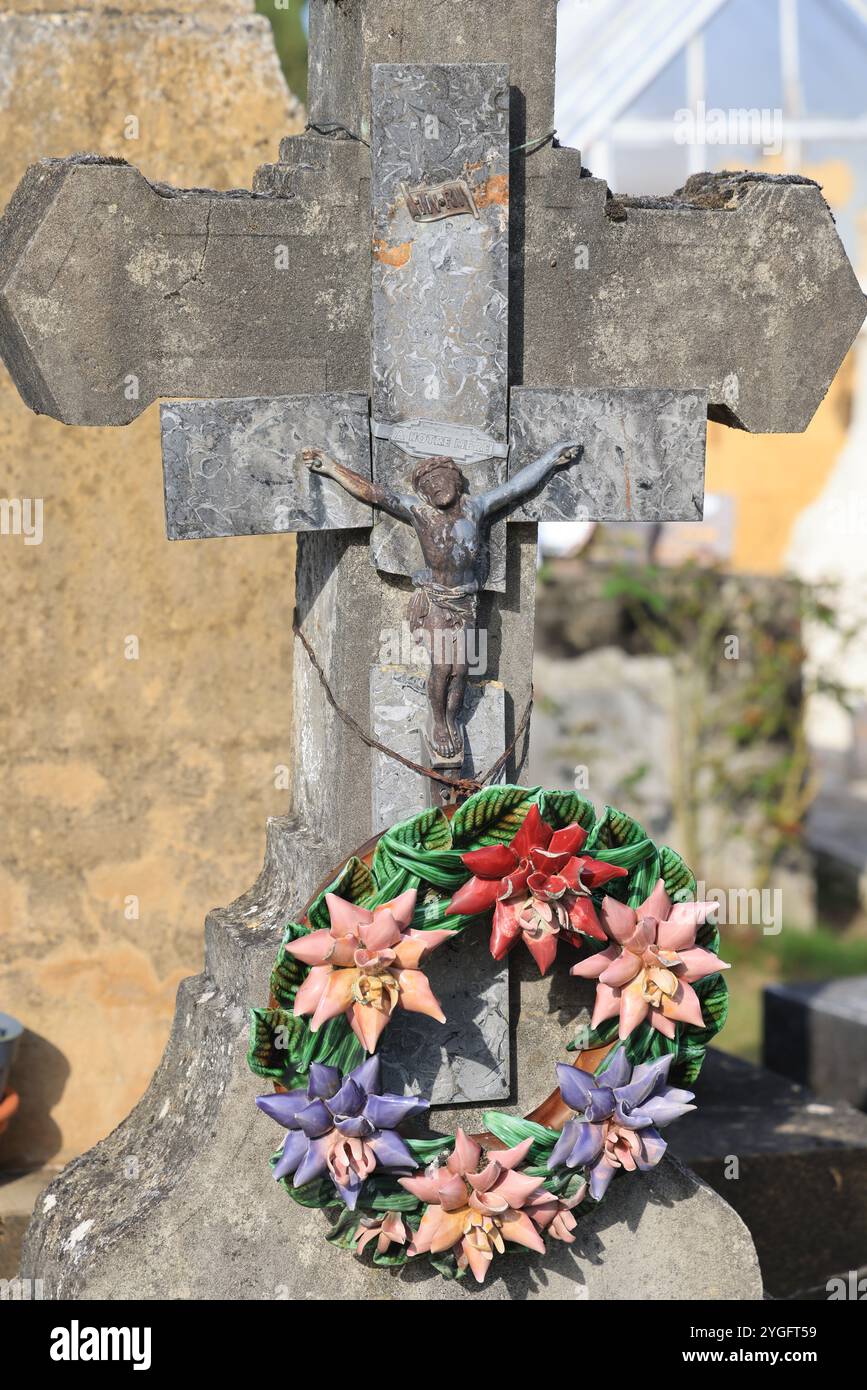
400, 1129, 547, 1283
570, 880, 729, 1039
286, 889, 453, 1052
356, 1210, 411, 1257
524, 1185, 587, 1244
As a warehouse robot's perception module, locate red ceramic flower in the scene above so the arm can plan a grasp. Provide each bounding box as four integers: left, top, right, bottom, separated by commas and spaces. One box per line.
446, 804, 628, 974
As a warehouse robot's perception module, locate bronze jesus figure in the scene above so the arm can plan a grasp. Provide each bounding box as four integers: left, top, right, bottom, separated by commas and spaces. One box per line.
303, 440, 582, 769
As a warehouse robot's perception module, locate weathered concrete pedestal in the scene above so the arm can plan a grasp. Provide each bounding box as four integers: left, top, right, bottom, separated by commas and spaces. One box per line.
20, 818, 762, 1301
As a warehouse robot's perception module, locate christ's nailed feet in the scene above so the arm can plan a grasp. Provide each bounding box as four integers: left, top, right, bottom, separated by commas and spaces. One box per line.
431, 721, 456, 758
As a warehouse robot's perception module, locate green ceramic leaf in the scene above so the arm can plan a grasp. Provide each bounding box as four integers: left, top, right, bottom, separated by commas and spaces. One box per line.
673, 973, 729, 1086
308, 857, 375, 931
247, 1007, 301, 1079
291, 1011, 365, 1083
537, 789, 596, 832
696, 914, 722, 956
625, 848, 662, 909
586, 805, 649, 852
428, 1250, 464, 1280
306, 893, 332, 934
326, 1209, 364, 1250
366, 1184, 423, 1214
406, 1136, 455, 1163
450, 784, 541, 849
482, 1113, 560, 1169
372, 1245, 411, 1268
568, 1012, 618, 1053
624, 1024, 678, 1070
270, 944, 305, 1010
388, 805, 453, 854
282, 1176, 339, 1209
340, 856, 377, 905
658, 845, 697, 902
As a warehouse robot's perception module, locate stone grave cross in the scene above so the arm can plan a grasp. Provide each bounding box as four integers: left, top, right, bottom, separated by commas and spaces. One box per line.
159, 59, 706, 811
1, 0, 862, 859
5, 0, 865, 1302
0, 0, 864, 1112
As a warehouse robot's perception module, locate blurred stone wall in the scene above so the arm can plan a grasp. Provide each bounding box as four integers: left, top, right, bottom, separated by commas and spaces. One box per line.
530, 561, 816, 931
0, 0, 303, 1167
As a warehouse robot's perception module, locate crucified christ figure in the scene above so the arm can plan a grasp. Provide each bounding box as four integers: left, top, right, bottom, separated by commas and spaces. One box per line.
303, 440, 582, 768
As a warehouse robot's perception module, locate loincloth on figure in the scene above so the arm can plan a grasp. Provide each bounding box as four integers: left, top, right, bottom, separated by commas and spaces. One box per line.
408, 579, 479, 648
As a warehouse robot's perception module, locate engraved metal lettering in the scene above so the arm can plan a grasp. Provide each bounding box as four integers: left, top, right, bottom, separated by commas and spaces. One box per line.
401, 177, 479, 223
372, 417, 508, 466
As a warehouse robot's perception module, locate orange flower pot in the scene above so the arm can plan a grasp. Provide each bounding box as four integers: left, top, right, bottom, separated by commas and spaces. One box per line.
0, 1089, 19, 1137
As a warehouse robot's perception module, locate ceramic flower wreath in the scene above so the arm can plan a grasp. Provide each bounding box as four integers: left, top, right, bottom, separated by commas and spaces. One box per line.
248, 786, 730, 1284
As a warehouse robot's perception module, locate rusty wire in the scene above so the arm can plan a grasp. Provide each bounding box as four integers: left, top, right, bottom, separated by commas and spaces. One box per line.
292, 612, 533, 803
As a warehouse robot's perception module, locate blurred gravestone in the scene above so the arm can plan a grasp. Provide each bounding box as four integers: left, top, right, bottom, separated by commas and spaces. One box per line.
764, 978, 867, 1112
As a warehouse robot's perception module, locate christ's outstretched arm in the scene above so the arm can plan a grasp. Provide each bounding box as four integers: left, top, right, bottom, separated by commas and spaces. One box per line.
303, 448, 414, 523
477, 440, 583, 519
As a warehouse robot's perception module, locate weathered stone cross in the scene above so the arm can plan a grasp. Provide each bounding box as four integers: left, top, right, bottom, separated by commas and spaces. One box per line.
159, 57, 706, 796
1, 0, 864, 1111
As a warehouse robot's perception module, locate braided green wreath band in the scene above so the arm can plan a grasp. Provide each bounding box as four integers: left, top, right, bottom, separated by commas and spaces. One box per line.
248, 785, 728, 1279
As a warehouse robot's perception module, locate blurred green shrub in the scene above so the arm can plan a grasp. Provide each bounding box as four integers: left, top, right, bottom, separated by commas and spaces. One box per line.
256, 1, 309, 102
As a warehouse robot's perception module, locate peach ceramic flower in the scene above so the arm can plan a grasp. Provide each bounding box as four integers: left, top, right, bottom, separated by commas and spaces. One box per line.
400, 1129, 547, 1283
286, 888, 453, 1051
570, 880, 729, 1039
356, 1210, 411, 1257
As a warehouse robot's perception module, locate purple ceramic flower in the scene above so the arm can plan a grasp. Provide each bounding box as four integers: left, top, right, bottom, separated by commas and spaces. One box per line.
256, 1056, 427, 1208
547, 1050, 695, 1200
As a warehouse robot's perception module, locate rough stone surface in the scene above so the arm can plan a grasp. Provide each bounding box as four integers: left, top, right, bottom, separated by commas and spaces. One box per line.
0, 0, 304, 1169
0, 139, 369, 425
307, 0, 559, 146
20, 824, 762, 1300
2, 39, 863, 434
763, 977, 867, 1112
670, 1050, 867, 1299
162, 393, 373, 539
370, 63, 509, 587
522, 156, 865, 434
509, 387, 707, 522
382, 929, 509, 1106
370, 667, 505, 832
